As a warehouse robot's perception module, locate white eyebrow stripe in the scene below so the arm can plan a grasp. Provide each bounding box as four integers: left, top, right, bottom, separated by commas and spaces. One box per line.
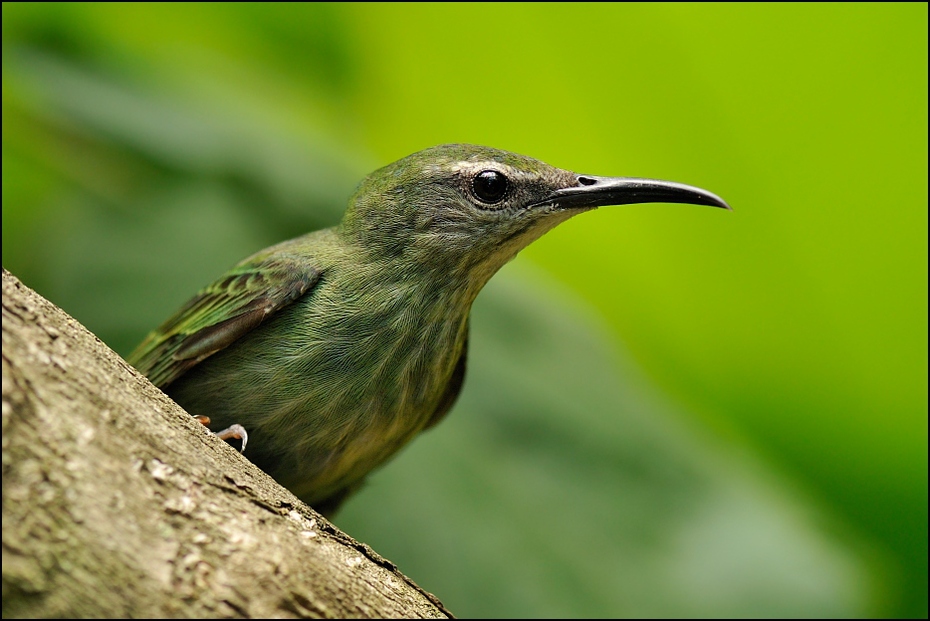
450, 161, 535, 182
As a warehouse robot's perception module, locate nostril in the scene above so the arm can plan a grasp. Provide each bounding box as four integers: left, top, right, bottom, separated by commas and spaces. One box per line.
577, 176, 597, 186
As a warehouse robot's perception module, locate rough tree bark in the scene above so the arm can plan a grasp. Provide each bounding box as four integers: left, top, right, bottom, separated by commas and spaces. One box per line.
1, 268, 452, 618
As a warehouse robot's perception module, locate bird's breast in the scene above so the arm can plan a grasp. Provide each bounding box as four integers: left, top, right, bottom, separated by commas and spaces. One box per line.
267, 273, 469, 496
169, 264, 471, 504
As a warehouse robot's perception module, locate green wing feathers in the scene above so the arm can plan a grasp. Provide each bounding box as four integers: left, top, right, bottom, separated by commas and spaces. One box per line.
128, 252, 323, 388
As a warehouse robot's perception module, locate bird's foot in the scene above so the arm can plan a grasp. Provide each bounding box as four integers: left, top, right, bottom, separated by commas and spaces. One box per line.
193, 416, 248, 452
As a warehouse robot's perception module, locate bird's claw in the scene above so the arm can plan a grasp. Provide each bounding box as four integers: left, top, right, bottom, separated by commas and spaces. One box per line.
214, 423, 249, 453
193, 415, 248, 452
194, 416, 249, 453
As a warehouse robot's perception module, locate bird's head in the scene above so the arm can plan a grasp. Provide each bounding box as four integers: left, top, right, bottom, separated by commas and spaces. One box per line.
340, 144, 729, 287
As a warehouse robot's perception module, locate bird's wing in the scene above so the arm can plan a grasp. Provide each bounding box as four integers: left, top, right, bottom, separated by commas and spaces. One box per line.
127, 250, 323, 389
423, 320, 469, 430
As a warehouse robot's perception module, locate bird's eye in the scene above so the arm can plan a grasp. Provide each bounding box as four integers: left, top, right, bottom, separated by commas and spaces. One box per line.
472, 170, 509, 204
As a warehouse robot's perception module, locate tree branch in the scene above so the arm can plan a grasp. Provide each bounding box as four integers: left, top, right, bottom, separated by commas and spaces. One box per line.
1, 268, 451, 618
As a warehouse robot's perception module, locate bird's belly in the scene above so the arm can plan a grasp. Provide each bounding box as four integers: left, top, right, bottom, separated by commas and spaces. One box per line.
168, 310, 466, 505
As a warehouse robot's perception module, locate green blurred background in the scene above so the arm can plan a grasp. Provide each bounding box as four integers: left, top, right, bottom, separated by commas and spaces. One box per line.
2, 3, 926, 617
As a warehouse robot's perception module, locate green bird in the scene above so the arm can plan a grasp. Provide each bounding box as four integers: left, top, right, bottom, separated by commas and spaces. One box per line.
128, 144, 729, 517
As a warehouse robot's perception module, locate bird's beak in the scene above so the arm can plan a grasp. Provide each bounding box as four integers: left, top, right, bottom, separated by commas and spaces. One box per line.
539, 175, 731, 211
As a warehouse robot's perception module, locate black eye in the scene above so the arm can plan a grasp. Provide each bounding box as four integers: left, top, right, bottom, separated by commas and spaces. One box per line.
472, 170, 508, 204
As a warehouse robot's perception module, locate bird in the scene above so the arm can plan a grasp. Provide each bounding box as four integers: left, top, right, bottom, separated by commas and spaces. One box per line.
127, 144, 729, 517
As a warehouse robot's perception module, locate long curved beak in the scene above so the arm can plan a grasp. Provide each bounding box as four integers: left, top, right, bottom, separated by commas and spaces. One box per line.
541, 175, 731, 211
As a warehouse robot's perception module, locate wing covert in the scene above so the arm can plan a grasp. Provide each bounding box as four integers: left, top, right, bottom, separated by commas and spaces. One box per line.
128, 251, 322, 388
